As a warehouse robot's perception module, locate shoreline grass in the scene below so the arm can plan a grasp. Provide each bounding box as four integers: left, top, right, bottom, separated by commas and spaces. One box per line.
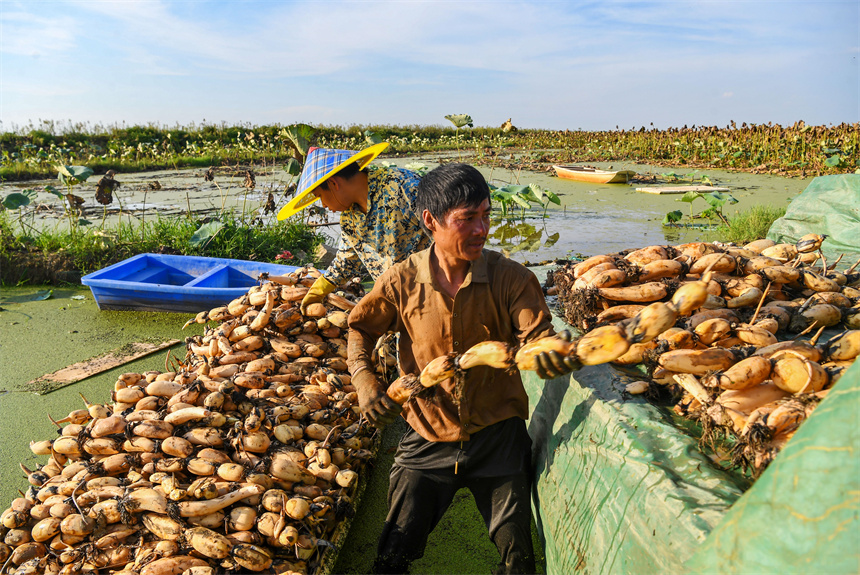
716, 205, 787, 245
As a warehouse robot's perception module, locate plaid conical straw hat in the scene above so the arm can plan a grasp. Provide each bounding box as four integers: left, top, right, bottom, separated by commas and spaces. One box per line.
277, 142, 389, 220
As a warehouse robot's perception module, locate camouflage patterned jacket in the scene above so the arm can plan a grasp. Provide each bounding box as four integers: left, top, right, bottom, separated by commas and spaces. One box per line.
324, 166, 431, 285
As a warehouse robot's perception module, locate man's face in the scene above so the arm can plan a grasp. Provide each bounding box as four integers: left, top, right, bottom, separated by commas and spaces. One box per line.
427, 198, 491, 262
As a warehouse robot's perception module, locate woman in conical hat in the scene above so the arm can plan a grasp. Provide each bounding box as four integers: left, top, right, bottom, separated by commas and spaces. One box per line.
278, 142, 431, 312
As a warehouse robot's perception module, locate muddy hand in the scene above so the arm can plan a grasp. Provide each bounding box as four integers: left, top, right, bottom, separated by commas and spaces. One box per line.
354, 370, 402, 427
364, 393, 402, 428
535, 330, 581, 379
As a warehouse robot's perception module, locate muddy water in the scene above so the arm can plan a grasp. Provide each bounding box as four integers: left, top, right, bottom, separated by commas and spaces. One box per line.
1, 158, 809, 263
0, 164, 294, 231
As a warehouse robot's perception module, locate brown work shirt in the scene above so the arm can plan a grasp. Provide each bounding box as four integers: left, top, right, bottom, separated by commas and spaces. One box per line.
347, 246, 556, 442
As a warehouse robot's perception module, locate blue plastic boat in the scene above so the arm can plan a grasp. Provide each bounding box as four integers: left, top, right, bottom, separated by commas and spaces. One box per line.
81, 253, 301, 313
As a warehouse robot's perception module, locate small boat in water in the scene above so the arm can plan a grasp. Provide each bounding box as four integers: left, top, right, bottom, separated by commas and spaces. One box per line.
636, 185, 731, 195
81, 253, 300, 313
553, 165, 636, 184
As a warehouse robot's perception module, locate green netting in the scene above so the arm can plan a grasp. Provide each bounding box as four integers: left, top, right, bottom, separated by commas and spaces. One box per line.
685, 360, 860, 575
523, 317, 746, 575
767, 174, 860, 261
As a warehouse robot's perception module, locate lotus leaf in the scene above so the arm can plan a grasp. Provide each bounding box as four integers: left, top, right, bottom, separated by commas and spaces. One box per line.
702, 191, 738, 207
663, 210, 684, 225
279, 124, 315, 158
364, 130, 382, 145
544, 232, 560, 248
283, 158, 301, 177
2, 190, 36, 210
190, 221, 225, 248
510, 194, 532, 209
57, 165, 93, 185
824, 155, 843, 168
444, 114, 473, 129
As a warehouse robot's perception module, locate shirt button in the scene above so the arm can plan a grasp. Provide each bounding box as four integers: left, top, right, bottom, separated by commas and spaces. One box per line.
453, 313, 458, 318
453, 341, 459, 347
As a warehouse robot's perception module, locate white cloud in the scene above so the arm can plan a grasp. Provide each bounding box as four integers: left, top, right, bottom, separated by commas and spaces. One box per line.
0, 9, 78, 57
65, 0, 352, 76
44, 1, 845, 81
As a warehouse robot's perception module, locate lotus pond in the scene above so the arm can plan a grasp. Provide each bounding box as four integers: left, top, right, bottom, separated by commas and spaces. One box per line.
0, 154, 811, 271
0, 154, 821, 575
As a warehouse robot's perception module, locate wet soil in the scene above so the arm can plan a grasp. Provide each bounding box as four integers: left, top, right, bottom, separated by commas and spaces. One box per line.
1, 248, 79, 285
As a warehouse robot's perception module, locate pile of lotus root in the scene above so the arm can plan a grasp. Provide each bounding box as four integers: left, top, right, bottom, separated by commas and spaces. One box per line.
547, 235, 859, 475
0, 268, 389, 575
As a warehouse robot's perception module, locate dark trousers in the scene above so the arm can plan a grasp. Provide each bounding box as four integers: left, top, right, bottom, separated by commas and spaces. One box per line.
374, 422, 536, 574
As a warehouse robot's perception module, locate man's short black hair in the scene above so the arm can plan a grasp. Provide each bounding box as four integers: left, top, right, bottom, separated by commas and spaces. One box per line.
416, 163, 490, 233
318, 161, 365, 191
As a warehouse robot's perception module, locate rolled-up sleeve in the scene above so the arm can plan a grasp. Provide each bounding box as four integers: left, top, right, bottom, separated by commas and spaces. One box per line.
346, 275, 400, 378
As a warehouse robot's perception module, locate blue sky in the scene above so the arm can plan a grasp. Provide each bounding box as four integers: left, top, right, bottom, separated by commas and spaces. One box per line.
1, 1, 857, 132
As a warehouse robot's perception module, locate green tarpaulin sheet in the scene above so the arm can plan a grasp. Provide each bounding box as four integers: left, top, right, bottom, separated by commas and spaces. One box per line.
524, 315, 859, 574
523, 318, 745, 575
767, 174, 860, 261
686, 360, 860, 574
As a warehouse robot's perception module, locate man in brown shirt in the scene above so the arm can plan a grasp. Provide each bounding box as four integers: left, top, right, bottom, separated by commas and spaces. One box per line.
347, 163, 578, 574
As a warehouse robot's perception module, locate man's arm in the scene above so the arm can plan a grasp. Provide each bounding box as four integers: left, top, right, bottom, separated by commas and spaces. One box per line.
347, 279, 404, 426
509, 268, 556, 345
346, 323, 378, 386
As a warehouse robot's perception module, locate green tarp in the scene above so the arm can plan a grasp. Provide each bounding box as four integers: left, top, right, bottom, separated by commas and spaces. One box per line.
524, 316, 859, 574
686, 361, 860, 574
523, 318, 745, 575
767, 174, 860, 261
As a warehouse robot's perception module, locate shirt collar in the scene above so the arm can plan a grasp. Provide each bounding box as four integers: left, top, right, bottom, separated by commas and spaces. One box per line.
415, 246, 489, 285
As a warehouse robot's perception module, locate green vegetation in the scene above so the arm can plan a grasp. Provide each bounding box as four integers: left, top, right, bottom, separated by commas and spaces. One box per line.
0, 209, 320, 285
2, 120, 857, 181
491, 183, 560, 218
511, 121, 859, 177
0, 120, 513, 180
716, 205, 787, 245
